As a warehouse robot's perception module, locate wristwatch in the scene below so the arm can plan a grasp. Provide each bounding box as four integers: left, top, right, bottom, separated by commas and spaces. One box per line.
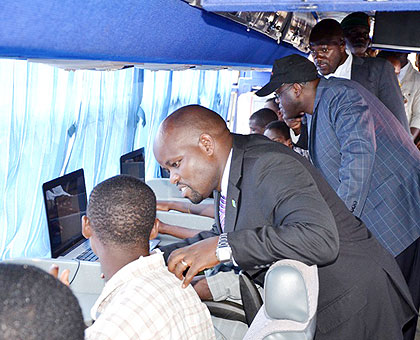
216, 233, 232, 263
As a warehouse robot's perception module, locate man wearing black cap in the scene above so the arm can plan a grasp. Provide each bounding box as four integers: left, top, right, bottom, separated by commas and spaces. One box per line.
257, 53, 420, 340
341, 12, 372, 57
309, 18, 409, 131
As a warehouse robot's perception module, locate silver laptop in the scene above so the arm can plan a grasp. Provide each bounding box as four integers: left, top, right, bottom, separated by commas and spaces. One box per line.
42, 169, 98, 261
42, 169, 159, 262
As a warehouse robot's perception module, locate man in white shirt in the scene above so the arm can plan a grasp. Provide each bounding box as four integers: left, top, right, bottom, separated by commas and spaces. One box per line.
308, 18, 409, 131
83, 175, 215, 340
377, 51, 420, 148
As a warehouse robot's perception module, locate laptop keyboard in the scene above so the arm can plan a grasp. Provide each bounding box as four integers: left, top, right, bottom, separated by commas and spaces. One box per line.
75, 248, 98, 262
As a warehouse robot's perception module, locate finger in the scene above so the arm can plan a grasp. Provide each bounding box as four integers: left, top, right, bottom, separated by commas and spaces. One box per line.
60, 269, 70, 286
49, 264, 59, 278
182, 263, 201, 288
167, 249, 186, 272
173, 259, 190, 280
168, 252, 188, 279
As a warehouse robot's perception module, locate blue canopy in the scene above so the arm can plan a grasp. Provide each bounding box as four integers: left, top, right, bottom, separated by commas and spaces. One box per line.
0, 0, 302, 68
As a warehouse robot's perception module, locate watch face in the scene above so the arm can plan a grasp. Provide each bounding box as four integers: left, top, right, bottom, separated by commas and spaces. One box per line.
217, 246, 232, 262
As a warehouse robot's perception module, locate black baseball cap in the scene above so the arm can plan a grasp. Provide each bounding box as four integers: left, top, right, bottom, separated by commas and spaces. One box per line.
256, 54, 318, 97
341, 12, 370, 31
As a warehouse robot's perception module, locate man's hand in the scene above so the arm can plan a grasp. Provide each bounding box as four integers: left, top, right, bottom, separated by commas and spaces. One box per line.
284, 116, 303, 136
168, 236, 220, 288
49, 264, 70, 286
191, 275, 213, 301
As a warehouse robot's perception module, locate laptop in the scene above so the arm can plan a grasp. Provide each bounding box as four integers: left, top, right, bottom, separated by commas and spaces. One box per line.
120, 148, 160, 249
120, 147, 145, 181
42, 169, 160, 262
42, 169, 98, 261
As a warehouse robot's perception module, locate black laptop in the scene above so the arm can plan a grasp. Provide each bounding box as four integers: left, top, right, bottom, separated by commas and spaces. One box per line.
42, 169, 97, 261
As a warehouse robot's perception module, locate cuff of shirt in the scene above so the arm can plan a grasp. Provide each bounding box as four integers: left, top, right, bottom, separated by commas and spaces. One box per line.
205, 269, 241, 302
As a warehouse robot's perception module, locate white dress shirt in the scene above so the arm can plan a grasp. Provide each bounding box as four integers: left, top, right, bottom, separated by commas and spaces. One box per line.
220, 149, 232, 199
400, 62, 420, 129
324, 52, 353, 80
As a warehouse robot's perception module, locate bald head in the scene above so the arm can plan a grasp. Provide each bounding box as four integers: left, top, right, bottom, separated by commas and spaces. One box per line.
153, 105, 232, 203
158, 105, 229, 143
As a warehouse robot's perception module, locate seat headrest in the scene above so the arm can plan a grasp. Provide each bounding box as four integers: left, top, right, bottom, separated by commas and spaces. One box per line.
264, 260, 318, 322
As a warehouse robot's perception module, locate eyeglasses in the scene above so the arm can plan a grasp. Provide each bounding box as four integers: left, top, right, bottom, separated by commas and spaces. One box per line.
274, 84, 293, 101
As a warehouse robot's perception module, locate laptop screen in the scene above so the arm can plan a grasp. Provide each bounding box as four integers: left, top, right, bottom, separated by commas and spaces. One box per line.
120, 147, 145, 181
42, 169, 87, 258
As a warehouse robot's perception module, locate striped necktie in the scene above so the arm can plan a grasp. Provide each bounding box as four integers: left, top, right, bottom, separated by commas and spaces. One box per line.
219, 194, 226, 232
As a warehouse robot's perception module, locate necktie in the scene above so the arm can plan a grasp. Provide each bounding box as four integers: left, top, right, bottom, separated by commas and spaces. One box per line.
219, 194, 226, 232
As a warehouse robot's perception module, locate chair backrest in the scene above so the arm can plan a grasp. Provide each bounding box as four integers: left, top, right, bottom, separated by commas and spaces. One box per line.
243, 259, 318, 340
146, 178, 183, 199
239, 270, 264, 326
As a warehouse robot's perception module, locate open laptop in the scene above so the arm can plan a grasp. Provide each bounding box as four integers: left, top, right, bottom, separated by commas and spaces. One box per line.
42, 169, 159, 261
42, 169, 98, 261
120, 147, 145, 181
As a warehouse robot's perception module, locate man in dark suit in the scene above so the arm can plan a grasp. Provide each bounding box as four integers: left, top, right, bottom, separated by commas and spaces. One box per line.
309, 18, 410, 132
153, 104, 416, 340
340, 12, 372, 57
257, 54, 420, 340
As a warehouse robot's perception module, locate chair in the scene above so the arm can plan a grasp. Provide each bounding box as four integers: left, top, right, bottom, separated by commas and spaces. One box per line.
243, 259, 318, 340
239, 270, 263, 326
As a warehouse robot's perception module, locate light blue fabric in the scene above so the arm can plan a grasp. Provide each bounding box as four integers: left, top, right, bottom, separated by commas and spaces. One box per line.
0, 60, 235, 259
135, 69, 236, 179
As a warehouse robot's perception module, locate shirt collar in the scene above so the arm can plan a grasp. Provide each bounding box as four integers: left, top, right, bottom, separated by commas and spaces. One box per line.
90, 252, 165, 320
220, 149, 232, 197
398, 62, 410, 82
324, 52, 352, 80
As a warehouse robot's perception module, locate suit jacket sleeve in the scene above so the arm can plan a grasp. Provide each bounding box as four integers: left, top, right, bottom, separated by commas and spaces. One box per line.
377, 59, 410, 131
228, 153, 339, 271
330, 87, 376, 217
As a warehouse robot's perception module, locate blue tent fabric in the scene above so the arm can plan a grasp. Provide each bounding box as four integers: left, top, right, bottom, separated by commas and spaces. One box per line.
0, 0, 302, 68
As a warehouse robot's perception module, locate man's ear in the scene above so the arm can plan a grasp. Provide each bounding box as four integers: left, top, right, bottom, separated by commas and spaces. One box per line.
292, 83, 304, 98
339, 39, 347, 52
198, 133, 215, 156
149, 219, 159, 240
82, 215, 92, 239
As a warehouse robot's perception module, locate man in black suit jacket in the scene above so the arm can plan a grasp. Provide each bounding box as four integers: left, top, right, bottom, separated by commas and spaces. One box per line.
309, 18, 410, 132
153, 104, 416, 339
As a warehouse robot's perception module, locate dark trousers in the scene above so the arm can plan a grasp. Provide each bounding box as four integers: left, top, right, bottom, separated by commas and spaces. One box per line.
396, 237, 420, 340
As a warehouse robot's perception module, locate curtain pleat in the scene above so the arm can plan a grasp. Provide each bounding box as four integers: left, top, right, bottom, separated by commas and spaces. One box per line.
0, 60, 235, 260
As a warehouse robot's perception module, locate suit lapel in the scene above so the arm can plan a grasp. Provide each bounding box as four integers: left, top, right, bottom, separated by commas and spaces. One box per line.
351, 56, 369, 84
308, 79, 325, 166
